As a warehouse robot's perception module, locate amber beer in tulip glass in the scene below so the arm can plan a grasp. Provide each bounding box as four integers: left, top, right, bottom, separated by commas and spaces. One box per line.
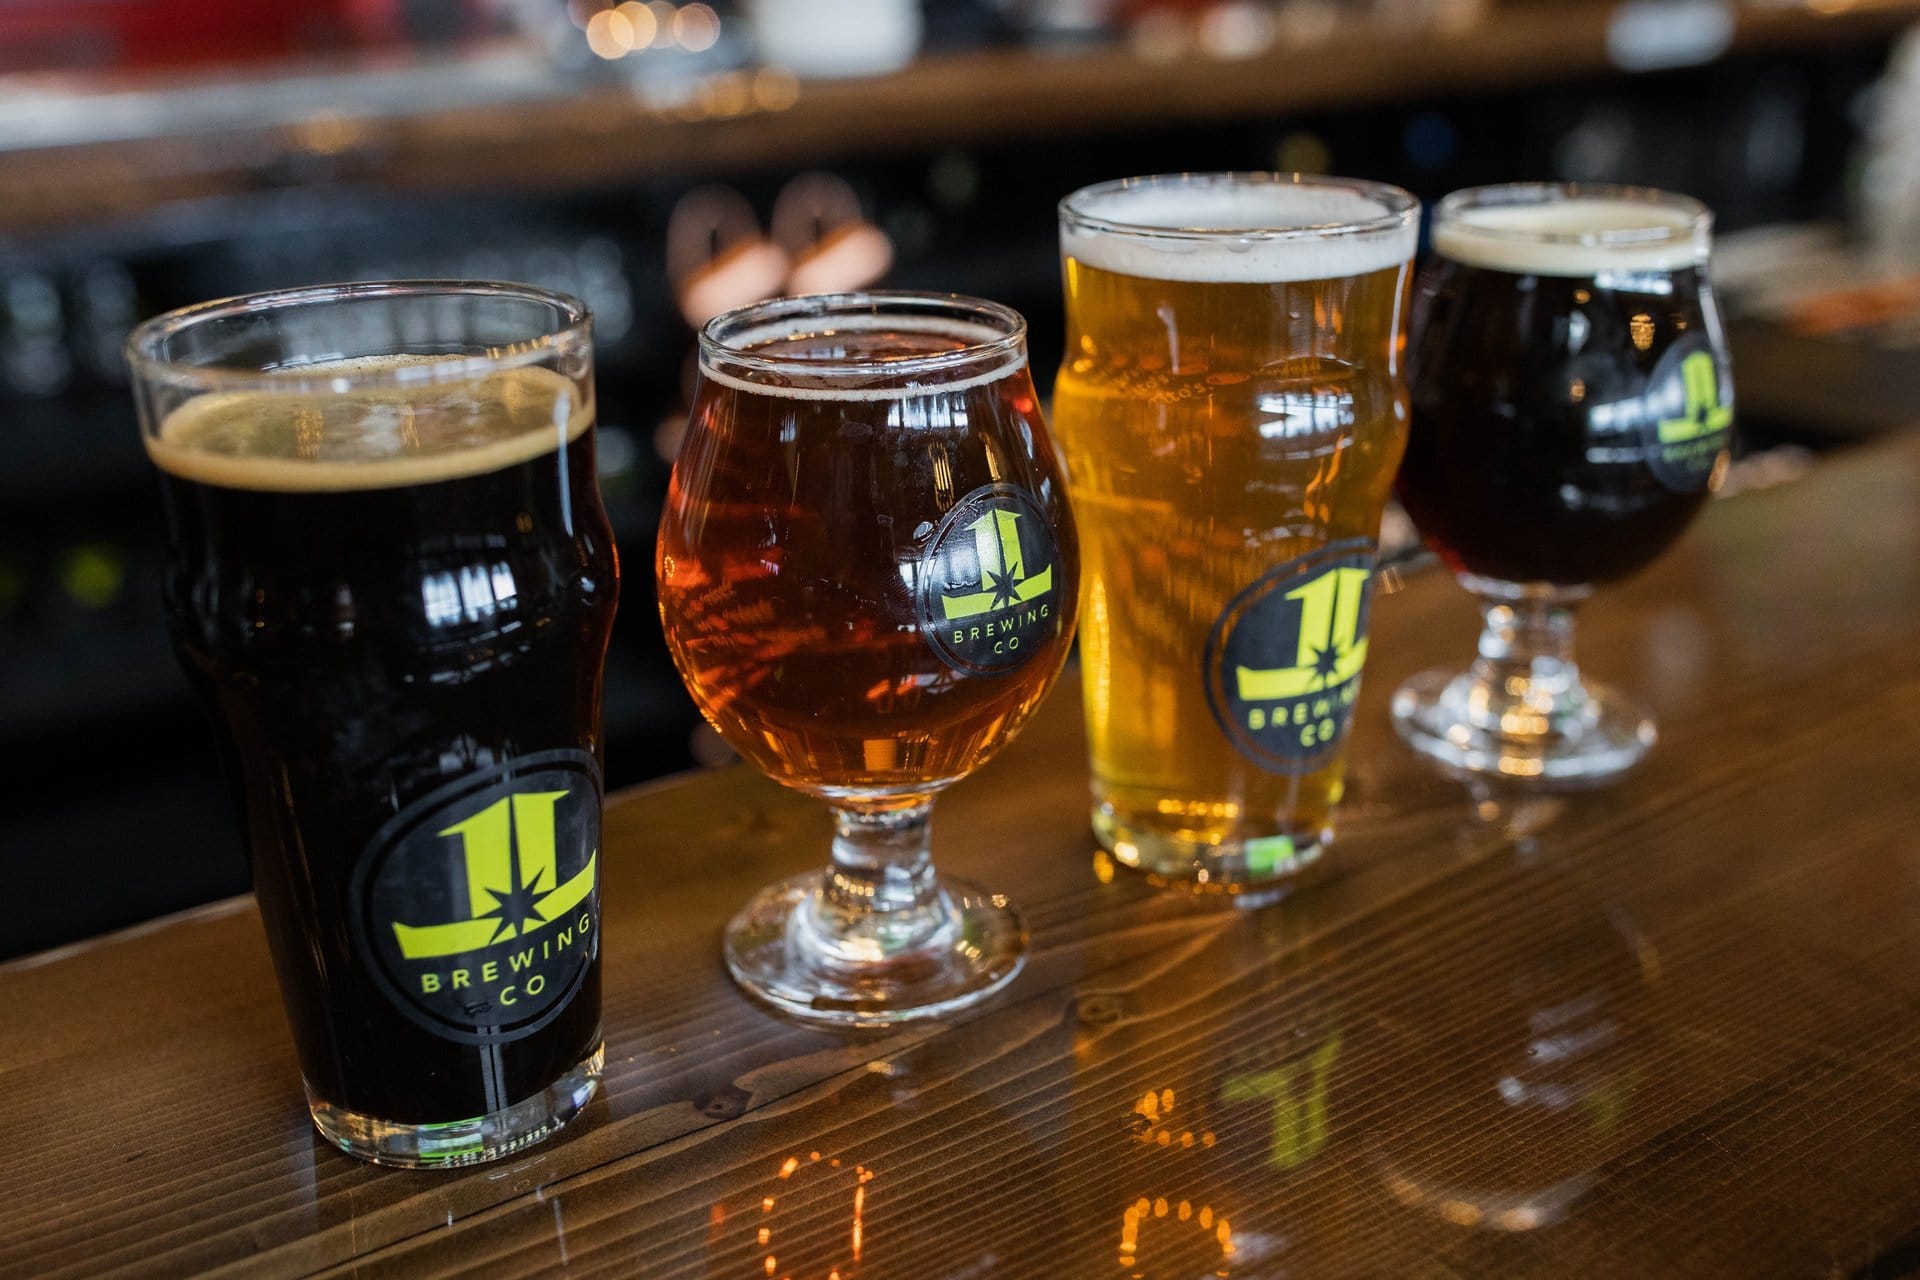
128, 282, 617, 1167
657, 292, 1077, 1025
1053, 173, 1417, 891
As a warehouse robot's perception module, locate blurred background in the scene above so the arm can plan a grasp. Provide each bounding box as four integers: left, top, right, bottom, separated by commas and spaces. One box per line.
3, 0, 1917, 958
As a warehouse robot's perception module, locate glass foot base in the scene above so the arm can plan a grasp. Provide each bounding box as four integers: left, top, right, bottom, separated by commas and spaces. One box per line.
724, 871, 1025, 1028
1092, 802, 1326, 904
1392, 668, 1655, 786
307, 1041, 602, 1168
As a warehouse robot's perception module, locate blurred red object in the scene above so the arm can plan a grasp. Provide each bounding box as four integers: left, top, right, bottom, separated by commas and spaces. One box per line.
0, 0, 485, 75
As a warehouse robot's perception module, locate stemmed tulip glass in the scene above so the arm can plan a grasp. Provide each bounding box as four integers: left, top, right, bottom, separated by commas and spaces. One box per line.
657, 292, 1079, 1024
1392, 184, 1733, 783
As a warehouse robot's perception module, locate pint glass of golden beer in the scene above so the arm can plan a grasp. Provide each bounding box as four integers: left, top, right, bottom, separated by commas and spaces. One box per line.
1055, 173, 1417, 889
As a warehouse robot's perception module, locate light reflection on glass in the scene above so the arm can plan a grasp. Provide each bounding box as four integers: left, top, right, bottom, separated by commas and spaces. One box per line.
1595, 269, 1675, 296
422, 562, 517, 627
1629, 312, 1656, 351
885, 393, 969, 433
422, 572, 460, 626
1583, 356, 1694, 467
1254, 389, 1355, 446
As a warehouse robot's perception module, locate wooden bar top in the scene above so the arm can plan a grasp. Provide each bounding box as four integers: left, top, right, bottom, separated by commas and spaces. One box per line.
5, 435, 1919, 1278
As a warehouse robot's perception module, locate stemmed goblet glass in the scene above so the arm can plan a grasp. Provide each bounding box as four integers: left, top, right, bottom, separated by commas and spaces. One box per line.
1393, 184, 1734, 783
657, 292, 1079, 1024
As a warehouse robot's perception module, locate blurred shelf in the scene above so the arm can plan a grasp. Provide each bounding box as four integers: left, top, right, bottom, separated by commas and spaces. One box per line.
0, 42, 565, 154
1717, 223, 1920, 438
1, 0, 1916, 236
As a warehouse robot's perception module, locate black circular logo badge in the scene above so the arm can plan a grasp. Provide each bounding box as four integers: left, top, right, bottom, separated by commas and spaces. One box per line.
1639, 334, 1734, 493
916, 483, 1062, 676
349, 749, 601, 1046
1204, 540, 1377, 773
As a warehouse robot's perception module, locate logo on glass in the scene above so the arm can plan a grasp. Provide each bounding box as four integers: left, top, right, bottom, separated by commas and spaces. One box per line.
1205, 540, 1376, 772
351, 750, 601, 1044
1643, 336, 1733, 491
918, 483, 1059, 675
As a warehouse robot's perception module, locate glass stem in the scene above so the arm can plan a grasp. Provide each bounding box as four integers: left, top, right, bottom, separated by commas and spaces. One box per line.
804, 798, 954, 965
1461, 581, 1597, 744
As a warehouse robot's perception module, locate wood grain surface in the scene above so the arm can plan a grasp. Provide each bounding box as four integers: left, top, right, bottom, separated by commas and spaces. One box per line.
3, 435, 1919, 1278
2, 0, 1917, 237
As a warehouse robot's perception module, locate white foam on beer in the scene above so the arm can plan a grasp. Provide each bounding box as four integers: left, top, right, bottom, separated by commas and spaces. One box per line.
1061, 184, 1416, 283
1433, 198, 1708, 276
146, 360, 591, 492
699, 313, 1027, 401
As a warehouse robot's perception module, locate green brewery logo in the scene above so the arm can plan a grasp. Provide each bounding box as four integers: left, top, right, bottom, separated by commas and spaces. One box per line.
351, 749, 600, 1044
1642, 335, 1734, 492
918, 482, 1060, 676
1204, 540, 1376, 773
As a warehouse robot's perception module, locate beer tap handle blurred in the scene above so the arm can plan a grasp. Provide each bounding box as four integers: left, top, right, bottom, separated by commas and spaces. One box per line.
665, 185, 789, 329
771, 173, 895, 297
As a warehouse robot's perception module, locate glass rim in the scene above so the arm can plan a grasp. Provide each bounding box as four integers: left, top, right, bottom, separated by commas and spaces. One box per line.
1057, 172, 1420, 244
697, 291, 1027, 382
123, 279, 592, 393
1433, 183, 1713, 248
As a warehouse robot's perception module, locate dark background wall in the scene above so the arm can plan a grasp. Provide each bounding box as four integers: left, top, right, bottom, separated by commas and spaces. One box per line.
0, 40, 1893, 957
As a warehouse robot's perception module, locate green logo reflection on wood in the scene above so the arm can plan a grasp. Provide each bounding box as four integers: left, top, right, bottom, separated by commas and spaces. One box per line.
1233, 566, 1371, 702
392, 792, 598, 960
940, 507, 1054, 621
1656, 350, 1733, 445
1220, 1034, 1341, 1171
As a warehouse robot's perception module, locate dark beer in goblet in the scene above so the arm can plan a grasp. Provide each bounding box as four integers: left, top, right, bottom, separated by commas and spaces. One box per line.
1394, 185, 1734, 782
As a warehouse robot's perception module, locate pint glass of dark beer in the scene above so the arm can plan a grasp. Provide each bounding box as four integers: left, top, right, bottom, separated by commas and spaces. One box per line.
657, 292, 1078, 1026
127, 282, 618, 1166
1393, 185, 1734, 782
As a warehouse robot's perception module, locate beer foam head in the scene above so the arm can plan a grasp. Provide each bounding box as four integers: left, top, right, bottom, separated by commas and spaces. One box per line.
1060, 175, 1418, 284
1433, 191, 1711, 276
146, 361, 591, 492
699, 302, 1028, 401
